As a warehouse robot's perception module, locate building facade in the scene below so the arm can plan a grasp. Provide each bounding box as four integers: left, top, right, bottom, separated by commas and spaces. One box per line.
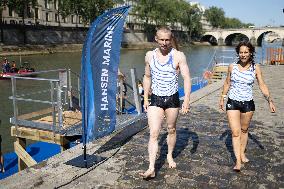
1, 0, 212, 31
1, 0, 84, 27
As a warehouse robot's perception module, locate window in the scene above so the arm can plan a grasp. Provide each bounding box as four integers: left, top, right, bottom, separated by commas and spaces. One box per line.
54, 0, 58, 10
45, 0, 49, 9
71, 15, 75, 24
46, 13, 49, 22
35, 8, 39, 19
8, 7, 13, 17
27, 7, 32, 18
79, 16, 82, 24
55, 14, 59, 22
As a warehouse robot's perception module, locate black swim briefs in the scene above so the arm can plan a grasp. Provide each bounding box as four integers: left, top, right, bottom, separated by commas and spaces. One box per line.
150, 92, 180, 110
226, 98, 255, 113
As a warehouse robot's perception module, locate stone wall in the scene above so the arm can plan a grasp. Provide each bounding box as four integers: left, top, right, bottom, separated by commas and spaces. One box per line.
0, 25, 189, 47
1, 25, 88, 45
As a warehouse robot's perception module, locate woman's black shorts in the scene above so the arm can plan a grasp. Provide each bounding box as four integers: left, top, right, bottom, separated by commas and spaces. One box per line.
226, 98, 255, 113
150, 92, 180, 110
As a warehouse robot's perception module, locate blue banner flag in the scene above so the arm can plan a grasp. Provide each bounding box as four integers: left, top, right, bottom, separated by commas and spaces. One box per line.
81, 6, 130, 143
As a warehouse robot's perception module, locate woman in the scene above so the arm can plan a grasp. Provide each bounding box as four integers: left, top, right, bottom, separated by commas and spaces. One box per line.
219, 41, 276, 172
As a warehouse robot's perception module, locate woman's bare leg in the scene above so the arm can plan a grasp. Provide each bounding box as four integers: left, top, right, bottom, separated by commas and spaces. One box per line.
227, 110, 242, 170
240, 111, 254, 163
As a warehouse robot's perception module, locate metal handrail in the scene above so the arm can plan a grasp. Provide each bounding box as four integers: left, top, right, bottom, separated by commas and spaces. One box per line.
9, 69, 80, 137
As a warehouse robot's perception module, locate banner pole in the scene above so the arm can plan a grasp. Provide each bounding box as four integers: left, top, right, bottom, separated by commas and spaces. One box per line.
83, 144, 87, 168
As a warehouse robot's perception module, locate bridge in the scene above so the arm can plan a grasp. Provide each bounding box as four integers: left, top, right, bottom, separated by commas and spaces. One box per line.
201, 27, 284, 46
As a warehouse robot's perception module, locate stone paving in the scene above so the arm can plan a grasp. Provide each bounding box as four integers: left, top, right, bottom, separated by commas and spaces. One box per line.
0, 65, 283, 189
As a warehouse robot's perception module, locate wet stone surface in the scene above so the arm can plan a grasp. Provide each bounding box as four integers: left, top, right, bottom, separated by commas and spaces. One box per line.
114, 107, 283, 188
1, 66, 283, 189
112, 66, 284, 189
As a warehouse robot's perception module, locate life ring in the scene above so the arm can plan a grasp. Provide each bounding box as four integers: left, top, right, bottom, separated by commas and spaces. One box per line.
203, 71, 212, 79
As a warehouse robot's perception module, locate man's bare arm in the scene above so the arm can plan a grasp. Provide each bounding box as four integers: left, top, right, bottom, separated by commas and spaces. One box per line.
179, 52, 191, 113
143, 52, 152, 111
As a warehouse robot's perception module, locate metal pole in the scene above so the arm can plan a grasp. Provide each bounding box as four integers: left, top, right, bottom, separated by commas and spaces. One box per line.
84, 144, 87, 168
68, 69, 73, 109
11, 77, 19, 136
50, 81, 56, 138
81, 73, 87, 168
56, 82, 63, 130
130, 68, 141, 114
78, 77, 80, 107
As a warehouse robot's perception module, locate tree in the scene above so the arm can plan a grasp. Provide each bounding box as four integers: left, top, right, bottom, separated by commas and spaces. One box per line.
132, 0, 161, 40
6, 0, 38, 44
204, 6, 225, 28
59, 0, 117, 25
133, 0, 192, 40
0, 0, 8, 42
179, 2, 203, 41
7, 0, 38, 25
224, 18, 245, 28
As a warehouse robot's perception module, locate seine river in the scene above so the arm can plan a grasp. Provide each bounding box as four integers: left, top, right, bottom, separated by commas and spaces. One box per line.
0, 45, 265, 153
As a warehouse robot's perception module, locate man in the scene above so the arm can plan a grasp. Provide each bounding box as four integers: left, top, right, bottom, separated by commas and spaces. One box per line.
2, 58, 10, 73
140, 27, 191, 178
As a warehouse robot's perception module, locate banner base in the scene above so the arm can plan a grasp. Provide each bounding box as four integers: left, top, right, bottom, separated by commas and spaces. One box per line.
65, 154, 106, 168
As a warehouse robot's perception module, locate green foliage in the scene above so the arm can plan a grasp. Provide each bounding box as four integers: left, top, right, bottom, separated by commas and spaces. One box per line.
179, 2, 203, 38
59, 0, 115, 24
7, 0, 38, 16
204, 6, 253, 29
133, 0, 203, 38
204, 6, 225, 28
224, 17, 243, 28
0, 0, 8, 14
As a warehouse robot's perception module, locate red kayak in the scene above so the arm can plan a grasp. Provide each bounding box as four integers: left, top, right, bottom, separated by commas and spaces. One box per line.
0, 69, 36, 79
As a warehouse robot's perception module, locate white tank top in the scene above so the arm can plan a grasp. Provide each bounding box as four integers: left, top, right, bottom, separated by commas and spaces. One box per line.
228, 63, 256, 101
149, 48, 179, 96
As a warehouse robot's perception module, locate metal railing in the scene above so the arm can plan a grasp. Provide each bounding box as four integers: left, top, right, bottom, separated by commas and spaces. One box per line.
205, 49, 237, 72
8, 69, 80, 136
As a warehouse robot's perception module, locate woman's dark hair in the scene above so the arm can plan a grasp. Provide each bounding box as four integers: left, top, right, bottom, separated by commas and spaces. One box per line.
235, 41, 255, 69
171, 33, 179, 50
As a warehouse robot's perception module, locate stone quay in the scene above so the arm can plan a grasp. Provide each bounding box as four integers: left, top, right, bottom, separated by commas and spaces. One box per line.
0, 65, 283, 189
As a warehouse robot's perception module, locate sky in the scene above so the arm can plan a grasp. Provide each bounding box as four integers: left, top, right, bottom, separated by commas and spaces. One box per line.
192, 0, 284, 27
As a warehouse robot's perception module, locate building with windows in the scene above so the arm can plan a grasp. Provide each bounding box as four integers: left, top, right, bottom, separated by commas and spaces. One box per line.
1, 0, 84, 27
1, 0, 211, 31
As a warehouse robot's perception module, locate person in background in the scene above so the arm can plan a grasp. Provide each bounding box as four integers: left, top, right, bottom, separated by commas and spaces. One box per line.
0, 120, 4, 173
117, 69, 128, 113
137, 80, 144, 112
2, 58, 10, 73
10, 61, 19, 73
118, 68, 124, 78
219, 41, 276, 172
140, 26, 191, 179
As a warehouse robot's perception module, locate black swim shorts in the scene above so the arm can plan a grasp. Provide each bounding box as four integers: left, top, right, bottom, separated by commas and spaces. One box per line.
150, 92, 180, 110
226, 98, 255, 113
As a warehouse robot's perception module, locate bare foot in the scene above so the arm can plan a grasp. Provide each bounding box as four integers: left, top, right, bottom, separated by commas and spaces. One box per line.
233, 163, 241, 172
139, 169, 155, 179
241, 155, 249, 163
167, 154, 176, 168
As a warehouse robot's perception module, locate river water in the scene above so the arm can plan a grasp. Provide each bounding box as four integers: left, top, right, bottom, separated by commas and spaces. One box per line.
0, 45, 266, 153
